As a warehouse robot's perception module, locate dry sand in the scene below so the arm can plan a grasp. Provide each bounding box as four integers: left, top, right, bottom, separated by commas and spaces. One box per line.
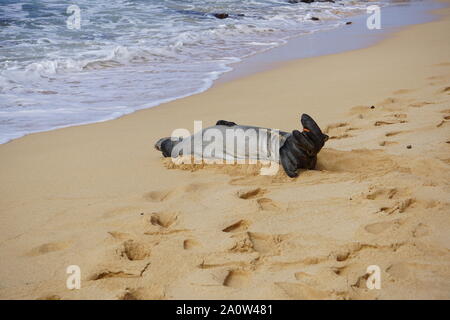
0, 3, 449, 300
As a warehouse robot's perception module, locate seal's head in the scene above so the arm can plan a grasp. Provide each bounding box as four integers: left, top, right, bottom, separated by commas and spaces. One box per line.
291, 113, 328, 157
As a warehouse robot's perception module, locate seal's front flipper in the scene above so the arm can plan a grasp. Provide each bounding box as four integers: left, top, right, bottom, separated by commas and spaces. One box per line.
279, 143, 299, 178
216, 120, 237, 127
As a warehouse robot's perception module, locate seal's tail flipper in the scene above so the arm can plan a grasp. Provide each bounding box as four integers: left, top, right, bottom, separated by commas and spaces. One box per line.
299, 114, 329, 152
300, 114, 326, 137
216, 120, 237, 127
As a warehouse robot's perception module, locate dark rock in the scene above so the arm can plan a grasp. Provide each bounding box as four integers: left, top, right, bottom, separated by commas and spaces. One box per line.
289, 0, 315, 3
311, 17, 320, 21
213, 13, 229, 19
406, 145, 412, 149
346, 21, 352, 25
370, 105, 375, 109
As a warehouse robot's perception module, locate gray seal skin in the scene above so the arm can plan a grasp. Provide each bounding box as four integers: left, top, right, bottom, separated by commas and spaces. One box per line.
155, 114, 329, 178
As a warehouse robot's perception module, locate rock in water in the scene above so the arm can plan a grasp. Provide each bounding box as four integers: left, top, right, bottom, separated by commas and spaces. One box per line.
213, 13, 229, 19
288, 0, 315, 3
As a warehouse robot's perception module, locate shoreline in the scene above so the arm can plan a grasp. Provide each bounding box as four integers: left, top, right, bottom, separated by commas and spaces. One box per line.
217, 0, 446, 84
0, 1, 449, 300
0, 1, 444, 146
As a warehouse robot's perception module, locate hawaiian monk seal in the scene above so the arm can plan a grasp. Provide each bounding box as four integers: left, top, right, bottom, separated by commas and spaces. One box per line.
155, 114, 328, 178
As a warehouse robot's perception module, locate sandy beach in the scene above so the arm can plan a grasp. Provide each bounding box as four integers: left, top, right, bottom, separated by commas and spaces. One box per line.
0, 2, 449, 300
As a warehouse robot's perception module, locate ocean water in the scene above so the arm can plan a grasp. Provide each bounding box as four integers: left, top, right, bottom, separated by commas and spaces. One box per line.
0, 0, 384, 144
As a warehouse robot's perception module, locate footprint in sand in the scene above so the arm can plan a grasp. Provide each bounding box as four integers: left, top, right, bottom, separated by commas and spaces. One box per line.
256, 197, 282, 211
182, 183, 207, 193
229, 233, 255, 253
148, 211, 178, 228
412, 223, 430, 238
90, 260, 152, 281
237, 188, 266, 199
222, 219, 250, 233
275, 282, 330, 299
228, 232, 286, 255
334, 251, 351, 262
27, 241, 71, 257
331, 265, 348, 276
379, 198, 414, 215
330, 242, 400, 264
122, 239, 149, 261
385, 130, 407, 137
120, 286, 165, 300
379, 140, 399, 147
325, 122, 349, 132
352, 272, 371, 289
248, 232, 284, 255
378, 98, 408, 112
328, 133, 353, 140
183, 239, 200, 250
365, 187, 398, 200
386, 263, 412, 280
436, 120, 447, 127
325, 122, 357, 140
393, 113, 408, 119
143, 211, 186, 235
37, 294, 61, 300
144, 212, 189, 236
90, 270, 138, 280
364, 219, 402, 234
408, 101, 434, 108
108, 231, 132, 240
374, 119, 407, 126
236, 188, 282, 212
436, 115, 450, 128
223, 270, 251, 288
294, 271, 316, 281
143, 190, 172, 202
439, 86, 450, 94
